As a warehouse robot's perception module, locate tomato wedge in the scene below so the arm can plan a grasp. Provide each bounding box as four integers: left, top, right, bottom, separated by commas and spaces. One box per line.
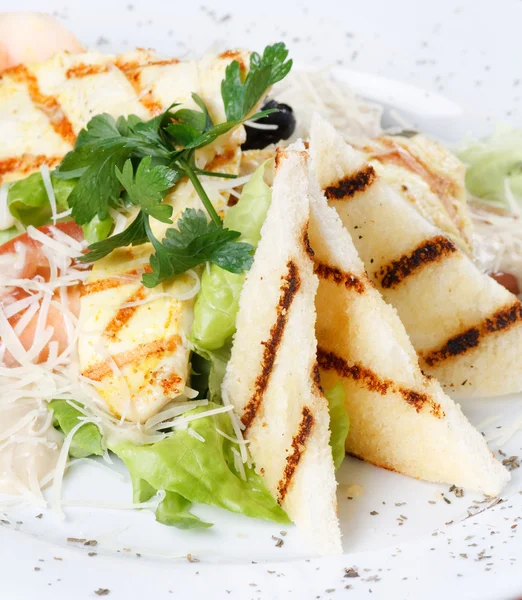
0, 222, 86, 366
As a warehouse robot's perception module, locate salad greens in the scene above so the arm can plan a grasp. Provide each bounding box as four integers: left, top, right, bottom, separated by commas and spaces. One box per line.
7, 172, 76, 228
192, 161, 272, 349
458, 128, 522, 210
48, 399, 289, 528
0, 226, 18, 245
324, 382, 349, 470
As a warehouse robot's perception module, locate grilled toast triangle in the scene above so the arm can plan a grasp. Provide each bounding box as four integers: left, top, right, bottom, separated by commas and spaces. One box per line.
222, 145, 342, 556
309, 113, 522, 398
307, 160, 509, 496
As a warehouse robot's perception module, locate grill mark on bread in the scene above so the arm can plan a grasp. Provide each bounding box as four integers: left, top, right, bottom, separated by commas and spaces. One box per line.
66, 63, 109, 78
376, 235, 457, 289
241, 261, 301, 430
424, 300, 522, 366
8, 65, 76, 143
82, 335, 181, 382
277, 406, 315, 503
324, 165, 376, 201
313, 262, 366, 293
312, 363, 323, 393
104, 287, 147, 340
302, 223, 314, 258
318, 348, 443, 416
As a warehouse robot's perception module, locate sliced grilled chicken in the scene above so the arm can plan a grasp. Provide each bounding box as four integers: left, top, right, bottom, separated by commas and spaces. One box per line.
310, 113, 522, 398
0, 48, 251, 184
222, 146, 342, 556
307, 160, 509, 495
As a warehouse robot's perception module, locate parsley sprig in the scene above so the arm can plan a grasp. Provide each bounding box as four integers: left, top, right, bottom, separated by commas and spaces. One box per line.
55, 43, 292, 287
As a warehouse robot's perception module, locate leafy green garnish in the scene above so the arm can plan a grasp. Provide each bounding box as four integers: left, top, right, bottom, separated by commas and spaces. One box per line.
190, 341, 232, 403
114, 403, 289, 524
156, 491, 213, 530
48, 399, 104, 459
51, 43, 292, 286
48, 400, 289, 529
143, 209, 253, 288
7, 172, 76, 227
192, 161, 272, 349
324, 382, 349, 470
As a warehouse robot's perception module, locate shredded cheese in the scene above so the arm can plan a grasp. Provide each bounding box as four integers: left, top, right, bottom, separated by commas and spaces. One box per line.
40, 165, 57, 225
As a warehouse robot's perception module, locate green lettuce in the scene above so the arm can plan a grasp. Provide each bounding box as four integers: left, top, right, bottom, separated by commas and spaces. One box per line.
49, 400, 288, 528
49, 399, 104, 459
325, 382, 349, 470
114, 403, 288, 524
190, 341, 232, 403
82, 214, 114, 244
458, 128, 522, 210
8, 172, 76, 227
0, 227, 18, 245
191, 161, 272, 349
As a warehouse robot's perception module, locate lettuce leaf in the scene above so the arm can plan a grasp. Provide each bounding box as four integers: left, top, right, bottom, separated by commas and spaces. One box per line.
324, 382, 349, 470
156, 491, 213, 529
48, 400, 289, 528
190, 341, 232, 403
191, 161, 272, 349
8, 172, 76, 227
113, 403, 289, 524
48, 399, 104, 459
0, 227, 18, 246
458, 128, 522, 210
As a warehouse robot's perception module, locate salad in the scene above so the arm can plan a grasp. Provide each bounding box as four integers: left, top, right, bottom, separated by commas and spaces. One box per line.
1, 12, 521, 556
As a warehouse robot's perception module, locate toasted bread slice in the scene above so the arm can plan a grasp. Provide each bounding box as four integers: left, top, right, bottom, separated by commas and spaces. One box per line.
307, 166, 509, 496
222, 146, 342, 556
310, 114, 522, 398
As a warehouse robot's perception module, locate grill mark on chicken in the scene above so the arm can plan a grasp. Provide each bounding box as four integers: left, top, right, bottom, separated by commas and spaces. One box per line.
0, 155, 62, 181
376, 235, 457, 289
103, 287, 147, 340
8, 64, 76, 143
313, 262, 366, 293
324, 165, 376, 201
241, 261, 301, 431
318, 348, 443, 416
277, 406, 315, 503
66, 63, 109, 78
80, 270, 144, 296
82, 335, 181, 382
423, 300, 522, 367
115, 59, 163, 116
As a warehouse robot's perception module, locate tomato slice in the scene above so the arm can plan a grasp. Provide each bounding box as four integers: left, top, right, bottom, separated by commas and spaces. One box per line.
0, 222, 86, 366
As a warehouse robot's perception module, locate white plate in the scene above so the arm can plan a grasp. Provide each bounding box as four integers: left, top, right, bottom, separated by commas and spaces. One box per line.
3, 2, 522, 599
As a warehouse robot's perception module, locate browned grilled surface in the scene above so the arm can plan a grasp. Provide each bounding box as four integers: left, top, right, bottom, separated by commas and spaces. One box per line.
318, 348, 443, 416
66, 63, 109, 79
80, 270, 142, 297
277, 406, 315, 503
7, 64, 76, 144
241, 261, 301, 431
0, 155, 62, 181
115, 59, 163, 116
314, 262, 366, 293
82, 335, 181, 382
218, 50, 246, 70
302, 224, 314, 258
423, 300, 522, 367
376, 235, 457, 289
312, 363, 323, 393
104, 288, 147, 340
324, 165, 376, 201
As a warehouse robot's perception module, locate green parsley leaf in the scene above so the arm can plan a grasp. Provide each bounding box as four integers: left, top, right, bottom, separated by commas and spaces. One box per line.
142, 209, 253, 287
221, 42, 292, 121
115, 157, 177, 223
79, 212, 148, 263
